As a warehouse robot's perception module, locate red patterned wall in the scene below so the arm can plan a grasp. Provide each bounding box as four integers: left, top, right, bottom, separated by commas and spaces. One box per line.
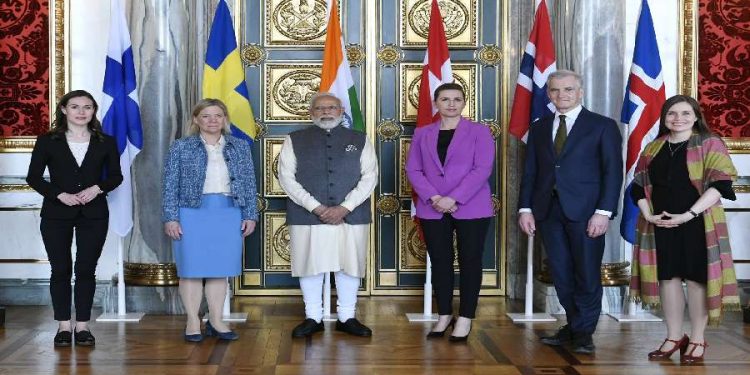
698, 0, 750, 137
0, 0, 50, 137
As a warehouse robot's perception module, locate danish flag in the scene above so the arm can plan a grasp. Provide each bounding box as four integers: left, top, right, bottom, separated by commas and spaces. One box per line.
620, 0, 666, 243
416, 0, 453, 127
508, 0, 556, 142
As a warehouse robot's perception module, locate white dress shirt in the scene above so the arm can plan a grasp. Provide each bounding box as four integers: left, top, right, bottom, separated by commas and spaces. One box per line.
201, 135, 231, 194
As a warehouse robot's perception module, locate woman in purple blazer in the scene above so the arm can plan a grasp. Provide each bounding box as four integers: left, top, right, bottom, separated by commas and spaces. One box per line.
406, 83, 495, 342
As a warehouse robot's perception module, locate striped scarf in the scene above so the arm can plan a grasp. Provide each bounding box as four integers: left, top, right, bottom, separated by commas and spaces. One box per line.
629, 133, 740, 325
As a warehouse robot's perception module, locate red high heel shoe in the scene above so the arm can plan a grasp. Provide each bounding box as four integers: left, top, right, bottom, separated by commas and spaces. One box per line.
647, 334, 689, 360
681, 341, 708, 364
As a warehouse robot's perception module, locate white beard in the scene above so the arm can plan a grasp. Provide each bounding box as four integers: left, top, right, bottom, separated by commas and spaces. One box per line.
313, 115, 343, 130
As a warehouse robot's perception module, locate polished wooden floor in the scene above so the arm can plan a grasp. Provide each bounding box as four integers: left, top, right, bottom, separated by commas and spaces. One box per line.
0, 297, 748, 374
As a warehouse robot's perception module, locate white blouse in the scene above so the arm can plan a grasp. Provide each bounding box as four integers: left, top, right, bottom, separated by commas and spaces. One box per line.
201, 135, 231, 194
67, 141, 89, 167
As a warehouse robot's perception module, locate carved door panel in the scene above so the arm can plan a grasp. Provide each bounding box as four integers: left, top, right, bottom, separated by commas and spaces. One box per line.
235, 0, 506, 295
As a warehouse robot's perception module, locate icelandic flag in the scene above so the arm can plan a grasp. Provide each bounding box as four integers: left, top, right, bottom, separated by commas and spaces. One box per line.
203, 0, 257, 144
101, 0, 144, 237
319, 0, 364, 132
620, 0, 666, 243
508, 0, 556, 142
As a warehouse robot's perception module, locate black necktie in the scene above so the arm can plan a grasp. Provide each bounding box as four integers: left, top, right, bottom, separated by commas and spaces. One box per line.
554, 115, 567, 155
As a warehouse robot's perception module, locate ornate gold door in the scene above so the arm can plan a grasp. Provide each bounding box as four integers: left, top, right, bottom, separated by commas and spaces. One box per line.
235, 0, 507, 296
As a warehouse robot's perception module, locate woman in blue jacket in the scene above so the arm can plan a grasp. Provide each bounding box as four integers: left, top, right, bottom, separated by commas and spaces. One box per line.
162, 98, 258, 342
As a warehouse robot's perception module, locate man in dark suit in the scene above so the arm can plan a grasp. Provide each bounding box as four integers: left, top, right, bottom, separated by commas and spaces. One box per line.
518, 70, 623, 354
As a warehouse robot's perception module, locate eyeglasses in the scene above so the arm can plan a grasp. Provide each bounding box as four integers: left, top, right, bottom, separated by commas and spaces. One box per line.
312, 105, 341, 112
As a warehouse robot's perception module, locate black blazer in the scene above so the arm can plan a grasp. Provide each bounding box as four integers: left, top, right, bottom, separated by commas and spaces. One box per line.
26, 133, 123, 219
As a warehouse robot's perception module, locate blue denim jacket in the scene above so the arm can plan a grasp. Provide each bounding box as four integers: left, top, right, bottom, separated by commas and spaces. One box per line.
162, 134, 258, 222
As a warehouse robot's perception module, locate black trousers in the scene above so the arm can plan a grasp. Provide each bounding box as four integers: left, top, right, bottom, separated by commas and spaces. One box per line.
420, 215, 491, 318
40, 214, 108, 321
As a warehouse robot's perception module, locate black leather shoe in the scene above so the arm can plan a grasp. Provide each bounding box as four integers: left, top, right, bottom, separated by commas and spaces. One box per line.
54, 330, 72, 347
291, 318, 324, 338
572, 334, 595, 354
540, 325, 572, 346
335, 318, 372, 337
448, 325, 472, 343
74, 329, 95, 347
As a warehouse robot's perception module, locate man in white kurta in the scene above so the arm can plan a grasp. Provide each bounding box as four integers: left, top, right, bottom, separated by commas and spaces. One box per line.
278, 93, 378, 337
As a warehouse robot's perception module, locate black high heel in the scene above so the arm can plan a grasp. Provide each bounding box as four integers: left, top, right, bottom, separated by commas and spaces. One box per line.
426, 317, 455, 338
449, 322, 472, 342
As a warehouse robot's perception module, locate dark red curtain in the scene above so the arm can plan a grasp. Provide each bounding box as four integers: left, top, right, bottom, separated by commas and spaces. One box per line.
698, 0, 750, 137
0, 0, 50, 137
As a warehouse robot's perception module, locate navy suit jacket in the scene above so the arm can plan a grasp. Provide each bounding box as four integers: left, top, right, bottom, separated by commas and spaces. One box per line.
518, 107, 623, 222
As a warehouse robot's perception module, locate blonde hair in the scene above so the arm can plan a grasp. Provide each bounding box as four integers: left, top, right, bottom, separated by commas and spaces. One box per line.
187, 98, 232, 135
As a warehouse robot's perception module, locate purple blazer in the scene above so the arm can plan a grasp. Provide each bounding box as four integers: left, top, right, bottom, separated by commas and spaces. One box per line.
406, 117, 495, 219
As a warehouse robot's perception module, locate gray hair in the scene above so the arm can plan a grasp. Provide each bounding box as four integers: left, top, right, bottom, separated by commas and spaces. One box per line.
309, 92, 343, 109
547, 69, 584, 88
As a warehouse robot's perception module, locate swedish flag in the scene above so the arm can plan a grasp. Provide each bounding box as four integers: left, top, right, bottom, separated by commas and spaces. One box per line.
203, 0, 256, 144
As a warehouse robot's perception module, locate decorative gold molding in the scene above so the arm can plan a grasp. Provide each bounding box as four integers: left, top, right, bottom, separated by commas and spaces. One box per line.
256, 194, 269, 213
0, 184, 34, 193
401, 0, 478, 48
346, 43, 365, 67
678, 0, 697, 98
376, 44, 403, 66
723, 137, 750, 154
263, 137, 287, 197
375, 194, 400, 216
376, 119, 403, 141
379, 271, 397, 286
254, 119, 268, 139
264, 212, 291, 271
491, 194, 501, 214
481, 119, 501, 140
734, 184, 750, 194
123, 262, 179, 286
265, 0, 331, 46
240, 43, 267, 66
399, 138, 413, 197
475, 44, 502, 66
264, 63, 322, 122
399, 63, 477, 123
0, 137, 37, 153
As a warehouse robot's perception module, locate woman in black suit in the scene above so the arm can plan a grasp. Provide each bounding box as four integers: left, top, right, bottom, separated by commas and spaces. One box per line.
26, 90, 123, 347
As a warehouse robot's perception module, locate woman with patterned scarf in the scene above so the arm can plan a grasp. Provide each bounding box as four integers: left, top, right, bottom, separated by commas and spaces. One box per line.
629, 95, 740, 364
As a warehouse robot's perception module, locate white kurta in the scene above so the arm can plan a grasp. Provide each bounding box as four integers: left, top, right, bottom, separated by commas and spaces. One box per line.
277, 132, 378, 278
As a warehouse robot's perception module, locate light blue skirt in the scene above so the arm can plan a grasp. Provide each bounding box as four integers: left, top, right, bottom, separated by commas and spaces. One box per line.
173, 194, 242, 278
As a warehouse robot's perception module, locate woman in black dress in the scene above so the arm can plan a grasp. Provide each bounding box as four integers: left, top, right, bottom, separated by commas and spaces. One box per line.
630, 95, 738, 364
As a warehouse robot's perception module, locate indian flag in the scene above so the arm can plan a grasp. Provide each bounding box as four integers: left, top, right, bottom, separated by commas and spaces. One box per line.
320, 0, 364, 132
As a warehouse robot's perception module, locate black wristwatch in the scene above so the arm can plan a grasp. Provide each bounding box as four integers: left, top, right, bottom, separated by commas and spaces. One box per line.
688, 209, 699, 218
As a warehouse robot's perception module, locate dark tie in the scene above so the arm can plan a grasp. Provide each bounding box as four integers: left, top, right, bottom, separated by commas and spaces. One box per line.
554, 115, 567, 155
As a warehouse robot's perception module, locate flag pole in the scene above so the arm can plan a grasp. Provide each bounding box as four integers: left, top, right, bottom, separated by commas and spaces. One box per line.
507, 235, 556, 322
406, 254, 437, 322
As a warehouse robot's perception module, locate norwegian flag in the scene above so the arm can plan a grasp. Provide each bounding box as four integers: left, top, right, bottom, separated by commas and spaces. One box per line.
620, 0, 666, 243
416, 0, 453, 127
508, 0, 556, 142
